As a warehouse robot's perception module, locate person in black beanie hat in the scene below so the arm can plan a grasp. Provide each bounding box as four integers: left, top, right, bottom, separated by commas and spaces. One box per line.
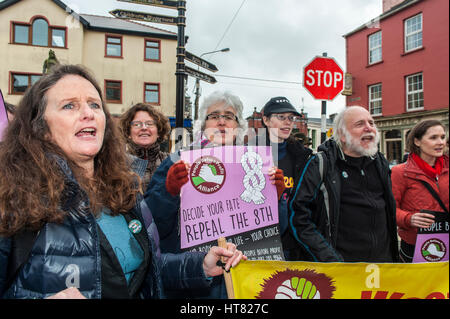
259, 96, 312, 260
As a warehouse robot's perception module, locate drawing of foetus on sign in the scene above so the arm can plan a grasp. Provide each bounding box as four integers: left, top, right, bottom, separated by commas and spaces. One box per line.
180, 146, 284, 260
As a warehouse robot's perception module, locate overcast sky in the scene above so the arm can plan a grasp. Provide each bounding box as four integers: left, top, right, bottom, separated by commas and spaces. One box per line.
64, 0, 382, 119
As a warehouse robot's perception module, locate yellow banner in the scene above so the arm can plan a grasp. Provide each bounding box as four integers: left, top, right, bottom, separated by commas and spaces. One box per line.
231, 260, 449, 299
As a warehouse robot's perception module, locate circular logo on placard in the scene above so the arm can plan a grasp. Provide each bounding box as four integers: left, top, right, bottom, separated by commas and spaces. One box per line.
256, 269, 336, 299
421, 238, 446, 262
190, 155, 226, 194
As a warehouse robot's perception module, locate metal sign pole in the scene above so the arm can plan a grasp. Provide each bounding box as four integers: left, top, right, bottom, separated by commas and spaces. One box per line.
175, 0, 186, 128
320, 52, 327, 143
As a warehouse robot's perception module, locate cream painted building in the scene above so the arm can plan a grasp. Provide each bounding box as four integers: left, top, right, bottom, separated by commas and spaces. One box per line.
306, 116, 334, 152
0, 0, 178, 116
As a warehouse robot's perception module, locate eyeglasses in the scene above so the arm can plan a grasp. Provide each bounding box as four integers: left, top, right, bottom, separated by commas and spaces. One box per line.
131, 121, 156, 129
271, 114, 300, 122
205, 113, 238, 122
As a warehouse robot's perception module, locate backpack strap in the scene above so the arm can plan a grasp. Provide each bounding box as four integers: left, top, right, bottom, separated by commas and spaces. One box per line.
419, 180, 449, 214
5, 229, 39, 293
316, 152, 332, 239
317, 151, 324, 181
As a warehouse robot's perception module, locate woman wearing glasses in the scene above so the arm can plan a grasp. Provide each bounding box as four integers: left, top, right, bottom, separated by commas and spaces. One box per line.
145, 91, 284, 298
258, 97, 312, 260
120, 103, 170, 188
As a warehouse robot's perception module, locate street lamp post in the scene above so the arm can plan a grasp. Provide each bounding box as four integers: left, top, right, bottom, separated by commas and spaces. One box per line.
193, 48, 230, 120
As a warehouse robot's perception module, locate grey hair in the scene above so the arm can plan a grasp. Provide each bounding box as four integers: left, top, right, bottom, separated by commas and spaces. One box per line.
332, 105, 367, 148
193, 90, 248, 144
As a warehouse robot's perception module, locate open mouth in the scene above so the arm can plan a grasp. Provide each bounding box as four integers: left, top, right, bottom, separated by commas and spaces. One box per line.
361, 135, 374, 142
215, 129, 227, 136
75, 127, 96, 137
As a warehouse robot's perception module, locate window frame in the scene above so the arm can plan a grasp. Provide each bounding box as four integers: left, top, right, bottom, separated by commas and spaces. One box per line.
50, 27, 67, 48
144, 38, 161, 62
105, 34, 123, 58
404, 13, 423, 53
368, 31, 382, 65
368, 83, 382, 116
12, 22, 30, 44
104, 79, 122, 104
143, 82, 160, 105
10, 16, 67, 48
405, 72, 424, 111
9, 71, 42, 95
31, 18, 49, 46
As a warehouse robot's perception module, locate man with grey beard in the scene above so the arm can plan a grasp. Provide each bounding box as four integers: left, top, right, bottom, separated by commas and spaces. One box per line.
288, 106, 399, 262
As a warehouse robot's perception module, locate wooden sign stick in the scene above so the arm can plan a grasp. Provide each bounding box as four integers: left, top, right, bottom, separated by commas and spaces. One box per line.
218, 237, 235, 299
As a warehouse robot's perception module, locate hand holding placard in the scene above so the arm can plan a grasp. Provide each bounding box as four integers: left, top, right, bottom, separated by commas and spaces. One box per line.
166, 160, 189, 196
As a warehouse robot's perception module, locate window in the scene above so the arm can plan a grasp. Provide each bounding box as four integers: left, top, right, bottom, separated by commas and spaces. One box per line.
406, 73, 423, 111
51, 28, 66, 47
10, 72, 42, 94
32, 18, 48, 46
145, 39, 161, 61
405, 13, 422, 52
11, 17, 66, 48
368, 31, 382, 64
369, 83, 382, 115
144, 83, 160, 104
311, 129, 316, 150
106, 35, 122, 57
105, 80, 122, 103
13, 24, 29, 44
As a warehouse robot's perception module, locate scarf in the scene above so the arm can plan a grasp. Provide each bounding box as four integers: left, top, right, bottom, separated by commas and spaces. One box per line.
411, 153, 443, 180
127, 141, 167, 187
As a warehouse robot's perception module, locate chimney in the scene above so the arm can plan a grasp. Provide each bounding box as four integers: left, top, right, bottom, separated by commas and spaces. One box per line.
383, 0, 405, 12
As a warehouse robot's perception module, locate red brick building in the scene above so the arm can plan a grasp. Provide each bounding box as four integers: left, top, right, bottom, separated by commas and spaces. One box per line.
343, 0, 449, 163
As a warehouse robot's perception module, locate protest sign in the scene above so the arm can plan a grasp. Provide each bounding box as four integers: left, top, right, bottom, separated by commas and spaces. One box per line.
413, 210, 449, 263
231, 260, 449, 299
0, 89, 9, 141
180, 146, 284, 260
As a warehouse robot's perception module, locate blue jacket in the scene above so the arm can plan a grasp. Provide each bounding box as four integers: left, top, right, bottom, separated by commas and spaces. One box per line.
0, 155, 209, 299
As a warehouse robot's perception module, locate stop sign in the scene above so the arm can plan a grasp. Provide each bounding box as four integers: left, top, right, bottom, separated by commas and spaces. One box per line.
303, 56, 344, 101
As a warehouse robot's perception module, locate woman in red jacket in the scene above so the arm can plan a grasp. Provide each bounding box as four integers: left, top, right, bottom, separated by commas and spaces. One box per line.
391, 120, 448, 262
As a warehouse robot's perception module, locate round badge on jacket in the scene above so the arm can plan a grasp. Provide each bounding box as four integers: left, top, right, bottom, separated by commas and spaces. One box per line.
128, 219, 143, 234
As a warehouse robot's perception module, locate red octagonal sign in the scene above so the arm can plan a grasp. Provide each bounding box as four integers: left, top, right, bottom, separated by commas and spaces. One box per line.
303, 56, 344, 101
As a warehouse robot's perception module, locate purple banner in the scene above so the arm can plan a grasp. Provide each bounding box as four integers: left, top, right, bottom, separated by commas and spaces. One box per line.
179, 146, 279, 249
0, 89, 9, 141
413, 210, 449, 263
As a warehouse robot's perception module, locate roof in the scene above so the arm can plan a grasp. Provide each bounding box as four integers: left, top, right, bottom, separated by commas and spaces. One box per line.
343, 0, 423, 38
0, 0, 177, 39
80, 14, 177, 39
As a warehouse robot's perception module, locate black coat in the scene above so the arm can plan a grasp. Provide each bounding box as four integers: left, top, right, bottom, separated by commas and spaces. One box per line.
288, 138, 399, 262
0, 156, 209, 299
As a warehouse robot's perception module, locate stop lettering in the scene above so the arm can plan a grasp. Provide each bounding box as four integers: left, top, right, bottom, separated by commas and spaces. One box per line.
305, 70, 342, 88
303, 56, 344, 101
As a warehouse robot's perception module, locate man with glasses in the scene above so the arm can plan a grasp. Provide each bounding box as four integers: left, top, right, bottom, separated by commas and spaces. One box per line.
257, 97, 312, 260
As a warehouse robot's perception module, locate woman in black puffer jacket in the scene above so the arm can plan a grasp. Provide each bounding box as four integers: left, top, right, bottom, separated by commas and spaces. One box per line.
0, 65, 245, 299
